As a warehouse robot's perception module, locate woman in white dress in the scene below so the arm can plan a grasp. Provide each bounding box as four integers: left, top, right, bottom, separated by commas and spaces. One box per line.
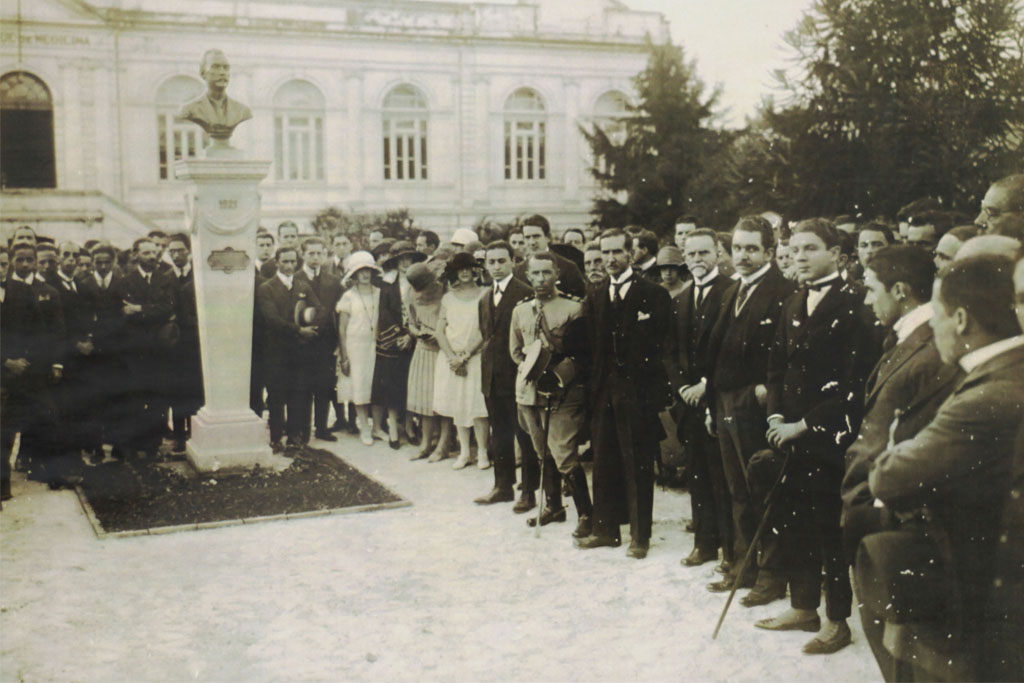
337, 251, 382, 446
433, 252, 490, 469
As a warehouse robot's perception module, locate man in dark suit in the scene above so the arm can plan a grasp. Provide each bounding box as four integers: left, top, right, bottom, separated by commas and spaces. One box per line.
119, 237, 178, 458
870, 255, 1024, 681
668, 228, 734, 570
295, 236, 341, 442
704, 216, 797, 604
514, 214, 586, 299
577, 229, 673, 559
840, 246, 960, 680
76, 244, 126, 459
631, 229, 662, 283
165, 234, 204, 454
251, 231, 275, 416
758, 219, 881, 655
1, 243, 68, 492
475, 240, 537, 507
256, 246, 321, 452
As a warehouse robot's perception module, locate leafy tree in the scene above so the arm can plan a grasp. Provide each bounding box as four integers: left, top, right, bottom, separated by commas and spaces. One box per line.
582, 42, 731, 235
310, 207, 414, 248
763, 0, 1024, 218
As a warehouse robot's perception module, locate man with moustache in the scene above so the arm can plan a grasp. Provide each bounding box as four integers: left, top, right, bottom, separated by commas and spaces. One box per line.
294, 237, 339, 443
704, 216, 797, 605
582, 243, 607, 291
576, 229, 673, 559
870, 255, 1024, 681
475, 241, 537, 507
119, 237, 178, 459
841, 245, 961, 680
669, 229, 734, 570
757, 219, 881, 655
511, 253, 592, 535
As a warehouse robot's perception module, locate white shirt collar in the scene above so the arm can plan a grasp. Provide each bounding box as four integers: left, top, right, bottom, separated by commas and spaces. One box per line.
58, 270, 76, 284
303, 264, 319, 280
138, 265, 152, 280
171, 263, 191, 279
740, 262, 771, 286
808, 271, 841, 288
610, 267, 634, 286
639, 256, 657, 271
494, 273, 513, 292
277, 270, 294, 289
11, 272, 35, 285
693, 267, 720, 287
959, 335, 1024, 374
892, 303, 933, 344
95, 270, 111, 287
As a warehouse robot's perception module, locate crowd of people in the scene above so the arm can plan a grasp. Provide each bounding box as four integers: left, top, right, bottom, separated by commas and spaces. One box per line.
3, 173, 1023, 681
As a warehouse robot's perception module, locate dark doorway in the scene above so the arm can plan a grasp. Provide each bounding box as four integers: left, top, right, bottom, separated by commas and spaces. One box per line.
1, 71, 56, 189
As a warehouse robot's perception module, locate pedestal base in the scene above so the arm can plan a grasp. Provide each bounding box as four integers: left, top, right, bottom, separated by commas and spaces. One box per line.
186, 407, 274, 472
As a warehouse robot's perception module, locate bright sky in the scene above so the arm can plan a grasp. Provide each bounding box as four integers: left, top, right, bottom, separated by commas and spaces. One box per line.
626, 0, 815, 126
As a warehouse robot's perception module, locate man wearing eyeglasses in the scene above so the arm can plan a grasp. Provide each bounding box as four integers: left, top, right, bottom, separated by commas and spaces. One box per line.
976, 174, 1024, 240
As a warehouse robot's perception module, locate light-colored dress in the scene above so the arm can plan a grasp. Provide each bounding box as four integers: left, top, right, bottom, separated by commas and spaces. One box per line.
336, 286, 379, 405
406, 296, 441, 416
433, 289, 488, 427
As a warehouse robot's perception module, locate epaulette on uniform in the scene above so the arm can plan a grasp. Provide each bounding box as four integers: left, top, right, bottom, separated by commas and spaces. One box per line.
558, 292, 583, 302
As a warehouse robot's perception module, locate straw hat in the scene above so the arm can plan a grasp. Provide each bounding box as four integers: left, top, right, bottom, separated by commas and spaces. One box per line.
342, 250, 382, 286
451, 227, 478, 246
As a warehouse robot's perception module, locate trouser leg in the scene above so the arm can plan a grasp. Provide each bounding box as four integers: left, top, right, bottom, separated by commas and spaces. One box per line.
485, 394, 517, 491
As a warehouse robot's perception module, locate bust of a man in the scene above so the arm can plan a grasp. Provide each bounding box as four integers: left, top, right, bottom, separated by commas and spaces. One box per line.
179, 49, 252, 143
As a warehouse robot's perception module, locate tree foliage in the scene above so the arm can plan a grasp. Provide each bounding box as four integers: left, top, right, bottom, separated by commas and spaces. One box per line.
761, 0, 1024, 218
310, 207, 414, 245
582, 42, 731, 235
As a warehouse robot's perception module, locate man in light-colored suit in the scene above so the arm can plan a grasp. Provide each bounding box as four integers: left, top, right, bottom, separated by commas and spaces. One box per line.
870, 254, 1024, 681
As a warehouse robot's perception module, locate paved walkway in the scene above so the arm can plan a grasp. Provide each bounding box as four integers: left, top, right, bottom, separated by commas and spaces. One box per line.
1, 438, 881, 682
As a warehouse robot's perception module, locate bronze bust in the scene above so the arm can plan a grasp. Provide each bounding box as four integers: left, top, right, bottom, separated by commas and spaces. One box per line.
179, 49, 252, 145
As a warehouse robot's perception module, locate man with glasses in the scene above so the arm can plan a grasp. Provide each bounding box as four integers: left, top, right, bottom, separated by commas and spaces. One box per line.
976, 173, 1024, 240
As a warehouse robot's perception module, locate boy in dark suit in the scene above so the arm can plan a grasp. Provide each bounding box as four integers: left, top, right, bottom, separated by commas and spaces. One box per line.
758, 218, 881, 655
577, 229, 673, 559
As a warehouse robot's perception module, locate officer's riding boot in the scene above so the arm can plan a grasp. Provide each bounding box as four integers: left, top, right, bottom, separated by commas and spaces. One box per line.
566, 465, 593, 538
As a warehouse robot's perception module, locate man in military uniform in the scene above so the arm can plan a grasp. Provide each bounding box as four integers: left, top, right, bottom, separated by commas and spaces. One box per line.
510, 253, 593, 537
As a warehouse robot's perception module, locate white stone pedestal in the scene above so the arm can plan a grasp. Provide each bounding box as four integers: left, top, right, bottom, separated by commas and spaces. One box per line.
175, 150, 273, 472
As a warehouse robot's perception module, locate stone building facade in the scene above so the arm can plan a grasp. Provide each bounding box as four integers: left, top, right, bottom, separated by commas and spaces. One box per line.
0, 0, 667, 243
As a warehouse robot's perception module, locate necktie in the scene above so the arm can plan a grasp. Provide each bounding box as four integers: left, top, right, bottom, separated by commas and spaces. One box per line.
493, 283, 502, 307
695, 283, 709, 306
882, 329, 898, 353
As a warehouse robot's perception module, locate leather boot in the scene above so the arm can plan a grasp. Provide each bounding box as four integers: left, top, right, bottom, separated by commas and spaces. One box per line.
564, 466, 593, 538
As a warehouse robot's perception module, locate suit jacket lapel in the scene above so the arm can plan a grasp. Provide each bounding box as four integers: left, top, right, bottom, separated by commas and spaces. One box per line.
867, 323, 932, 403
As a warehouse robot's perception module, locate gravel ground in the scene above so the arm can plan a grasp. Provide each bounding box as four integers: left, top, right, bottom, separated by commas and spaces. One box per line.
1, 437, 881, 682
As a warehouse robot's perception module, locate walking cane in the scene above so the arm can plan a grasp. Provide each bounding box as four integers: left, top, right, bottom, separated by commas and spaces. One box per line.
534, 395, 555, 538
712, 449, 791, 639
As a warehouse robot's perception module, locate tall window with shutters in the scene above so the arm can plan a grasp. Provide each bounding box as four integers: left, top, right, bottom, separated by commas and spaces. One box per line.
382, 84, 428, 181
156, 76, 206, 180
503, 88, 546, 181
273, 80, 325, 182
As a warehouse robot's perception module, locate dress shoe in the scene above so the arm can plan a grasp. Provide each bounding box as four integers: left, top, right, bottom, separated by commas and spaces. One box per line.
575, 534, 622, 549
476, 452, 491, 470
346, 421, 360, 436
802, 620, 852, 655
426, 448, 447, 463
360, 431, 374, 447
681, 546, 718, 567
389, 439, 401, 450
573, 515, 592, 539
410, 447, 432, 462
372, 430, 390, 442
627, 540, 649, 559
707, 576, 754, 593
716, 560, 733, 575
527, 506, 567, 527
741, 578, 787, 608
512, 493, 536, 514
474, 487, 515, 505
1, 480, 12, 502
315, 430, 338, 442
755, 613, 821, 633
328, 419, 346, 433
451, 452, 472, 470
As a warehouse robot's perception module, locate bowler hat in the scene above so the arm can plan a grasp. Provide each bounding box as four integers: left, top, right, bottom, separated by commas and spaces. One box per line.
382, 240, 427, 270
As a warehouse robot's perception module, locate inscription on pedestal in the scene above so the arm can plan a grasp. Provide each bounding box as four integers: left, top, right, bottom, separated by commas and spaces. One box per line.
207, 246, 250, 274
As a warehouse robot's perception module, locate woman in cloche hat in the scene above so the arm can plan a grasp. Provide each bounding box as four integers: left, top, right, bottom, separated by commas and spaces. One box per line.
433, 252, 490, 470
336, 251, 383, 446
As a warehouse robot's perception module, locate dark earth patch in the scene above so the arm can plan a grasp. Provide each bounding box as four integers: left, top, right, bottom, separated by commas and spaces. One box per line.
77, 448, 405, 533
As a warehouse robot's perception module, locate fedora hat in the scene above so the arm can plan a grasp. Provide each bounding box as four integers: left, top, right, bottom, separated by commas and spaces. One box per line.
451, 227, 478, 246
382, 240, 427, 270
342, 250, 382, 286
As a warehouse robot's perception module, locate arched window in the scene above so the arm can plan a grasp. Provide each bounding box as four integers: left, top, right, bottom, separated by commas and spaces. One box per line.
592, 90, 630, 174
273, 80, 325, 182
382, 84, 428, 181
0, 71, 56, 189
156, 76, 206, 180
503, 88, 546, 181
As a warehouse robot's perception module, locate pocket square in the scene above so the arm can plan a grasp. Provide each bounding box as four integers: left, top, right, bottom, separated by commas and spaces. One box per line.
637, 311, 651, 321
